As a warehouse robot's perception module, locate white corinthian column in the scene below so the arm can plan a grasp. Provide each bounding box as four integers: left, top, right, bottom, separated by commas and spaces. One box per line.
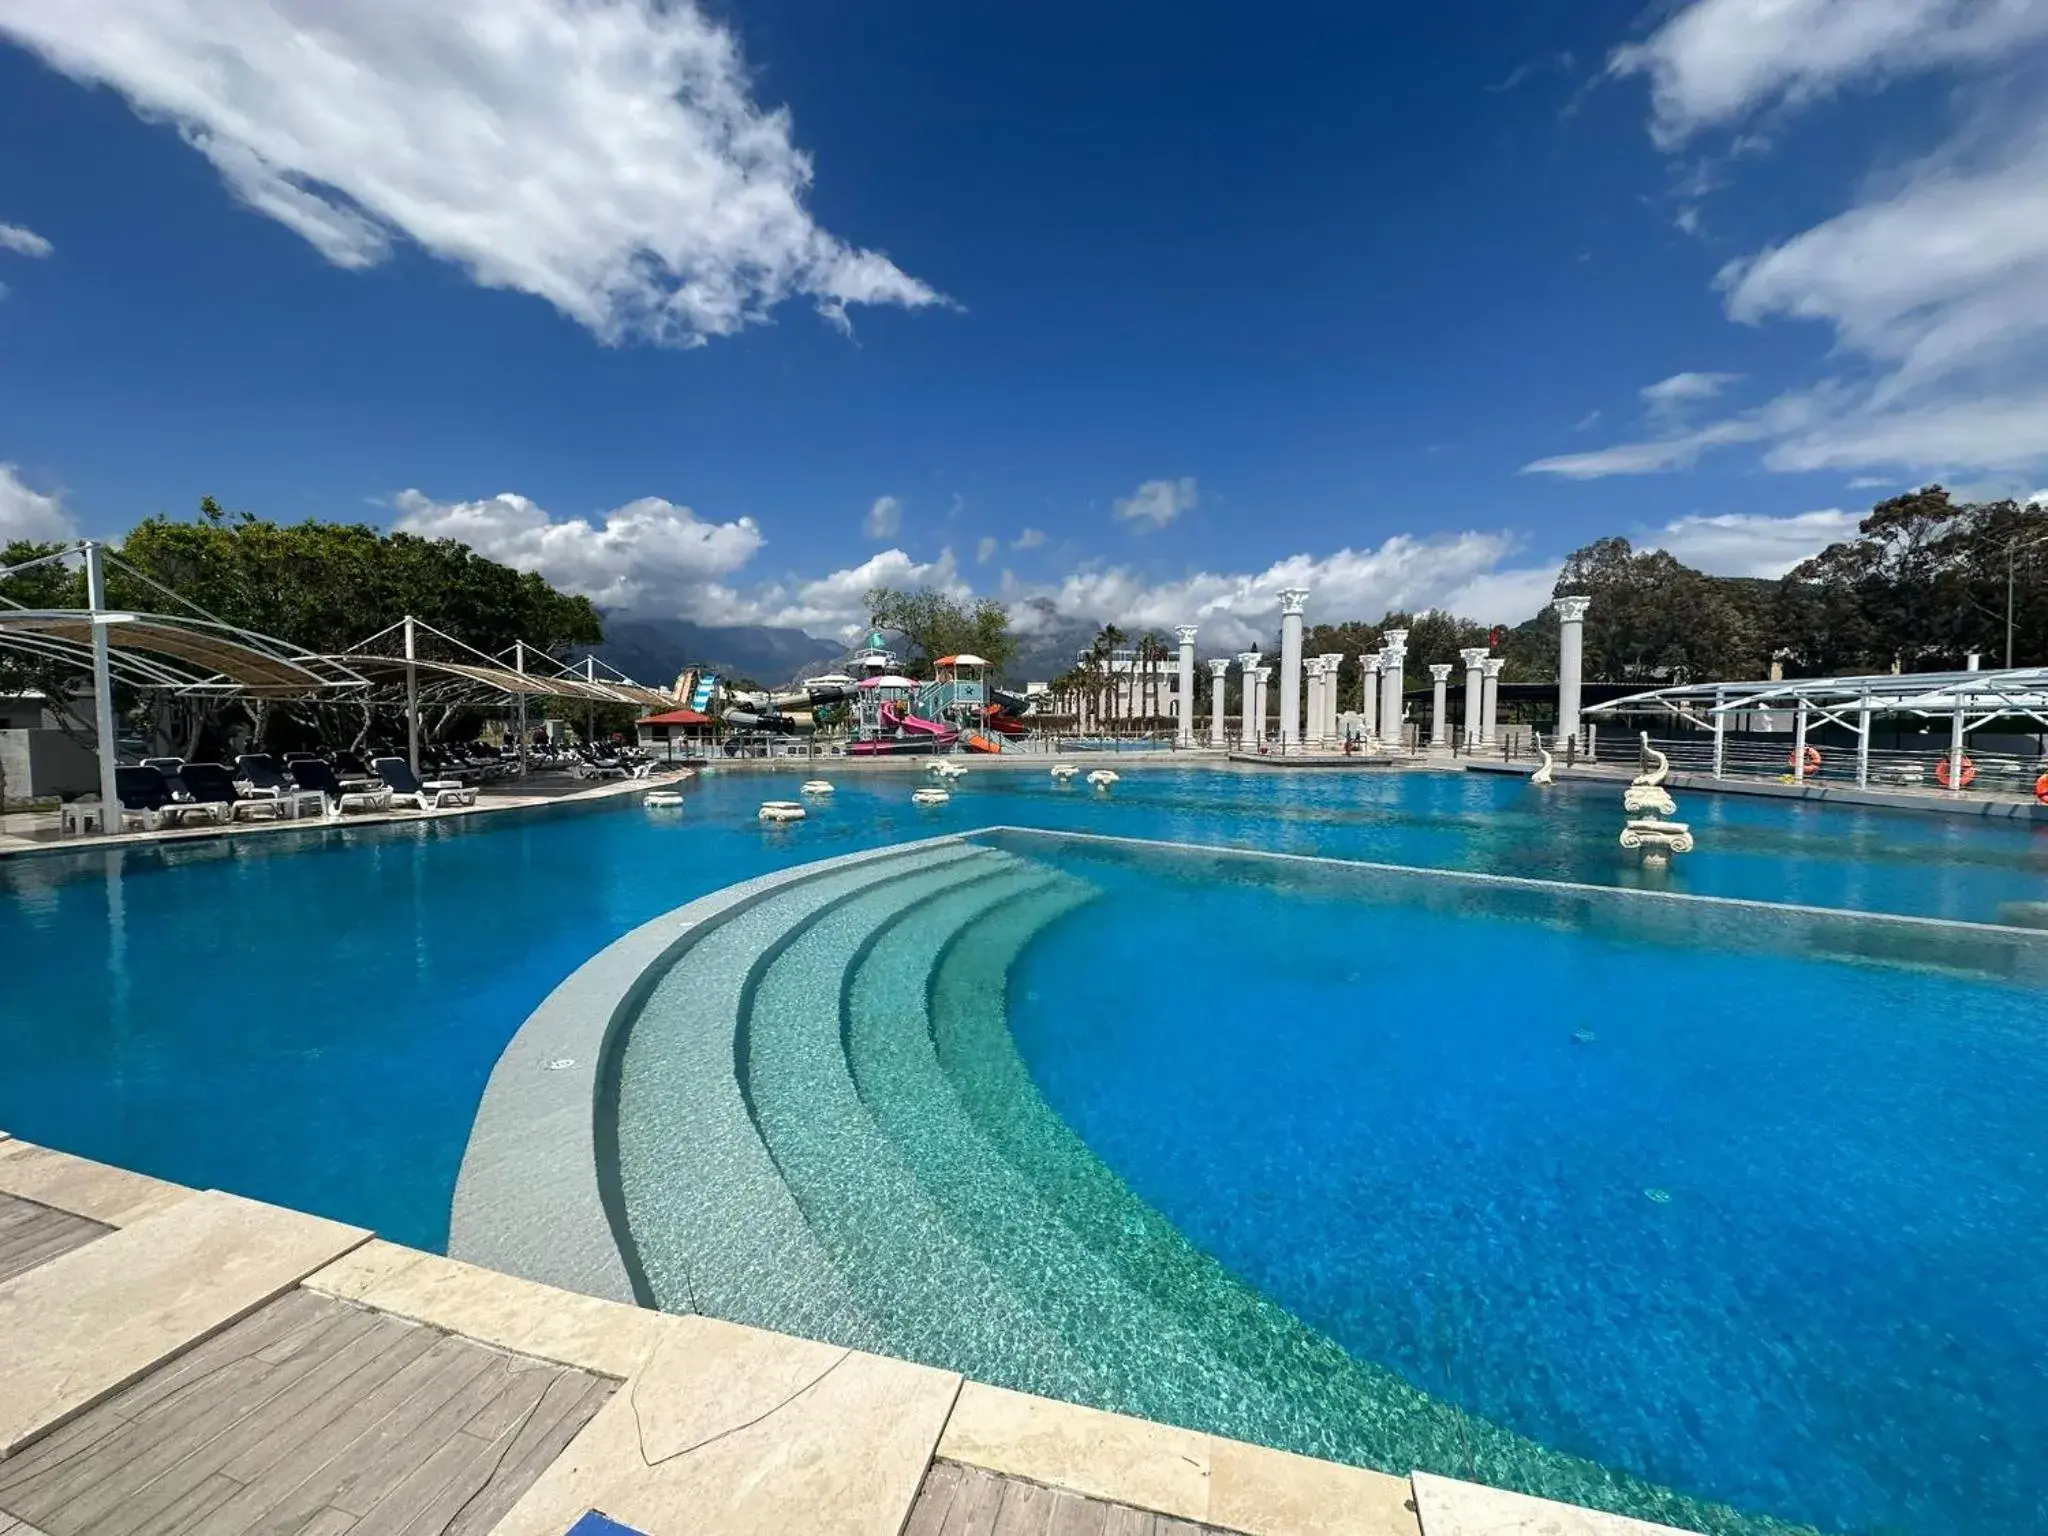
1208, 657, 1230, 746
1429, 663, 1452, 747
1316, 653, 1345, 744
1481, 656, 1503, 747
1237, 652, 1260, 748
1379, 631, 1408, 752
1254, 667, 1272, 746
1175, 624, 1199, 746
1310, 655, 1327, 753
1553, 595, 1590, 749
1277, 588, 1307, 751
1459, 647, 1486, 750
1360, 652, 1381, 742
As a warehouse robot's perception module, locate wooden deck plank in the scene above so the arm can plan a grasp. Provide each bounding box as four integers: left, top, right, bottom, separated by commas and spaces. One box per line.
48, 1308, 410, 1536
438, 1373, 616, 1536
906, 1463, 1254, 1536
0, 1193, 109, 1285
0, 1289, 608, 1536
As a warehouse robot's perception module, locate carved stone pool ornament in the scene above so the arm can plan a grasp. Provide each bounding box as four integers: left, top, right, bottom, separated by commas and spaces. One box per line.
1530, 747, 1554, 786
1621, 731, 1692, 860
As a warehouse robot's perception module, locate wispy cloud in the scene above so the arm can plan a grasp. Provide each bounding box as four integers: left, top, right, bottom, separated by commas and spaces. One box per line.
975, 535, 998, 565
863, 495, 902, 540
1012, 527, 1047, 551
1641, 371, 1742, 417
0, 222, 52, 259
1648, 508, 1860, 577
0, 1, 943, 345
1113, 476, 1198, 531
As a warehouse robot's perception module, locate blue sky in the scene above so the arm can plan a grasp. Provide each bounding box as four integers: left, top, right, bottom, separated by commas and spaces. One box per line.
2, 0, 2045, 649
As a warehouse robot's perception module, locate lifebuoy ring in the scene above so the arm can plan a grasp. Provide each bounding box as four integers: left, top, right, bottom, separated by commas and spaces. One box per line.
1788, 745, 1822, 774
1936, 754, 1976, 789
2035, 773, 2048, 805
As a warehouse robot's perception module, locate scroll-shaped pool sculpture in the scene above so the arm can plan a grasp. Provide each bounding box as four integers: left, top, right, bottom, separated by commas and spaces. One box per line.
1531, 747, 1555, 786
1621, 733, 1692, 860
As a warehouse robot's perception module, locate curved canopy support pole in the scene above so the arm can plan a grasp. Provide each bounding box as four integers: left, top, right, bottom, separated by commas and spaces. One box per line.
1793, 699, 1810, 781
1857, 694, 1872, 788
404, 614, 421, 777
83, 542, 121, 831
1711, 687, 1726, 778
515, 641, 529, 779
1949, 697, 1967, 793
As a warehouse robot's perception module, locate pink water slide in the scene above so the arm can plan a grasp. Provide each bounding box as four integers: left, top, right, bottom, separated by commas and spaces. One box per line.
881, 699, 960, 745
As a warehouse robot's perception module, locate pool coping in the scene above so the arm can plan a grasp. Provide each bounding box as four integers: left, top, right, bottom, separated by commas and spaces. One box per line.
448, 831, 974, 1303
455, 820, 2048, 1311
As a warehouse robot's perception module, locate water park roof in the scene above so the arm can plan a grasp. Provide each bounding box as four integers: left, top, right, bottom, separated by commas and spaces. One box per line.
0, 608, 366, 697
861, 675, 918, 689
935, 654, 988, 668
1587, 667, 2048, 728
638, 708, 714, 726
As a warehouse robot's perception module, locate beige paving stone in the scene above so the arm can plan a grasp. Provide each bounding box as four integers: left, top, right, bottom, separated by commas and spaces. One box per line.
0, 1139, 192, 1226
0, 1188, 368, 1457
1209, 1436, 1421, 1536
305, 1240, 667, 1380
937, 1382, 1214, 1525
630, 1315, 850, 1459
488, 1336, 961, 1536
1410, 1472, 1701, 1536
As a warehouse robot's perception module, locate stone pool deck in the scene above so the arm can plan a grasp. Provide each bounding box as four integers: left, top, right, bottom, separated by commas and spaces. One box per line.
0, 1132, 1704, 1536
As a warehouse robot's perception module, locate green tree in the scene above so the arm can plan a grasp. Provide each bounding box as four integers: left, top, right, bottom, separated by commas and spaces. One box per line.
865, 587, 1017, 678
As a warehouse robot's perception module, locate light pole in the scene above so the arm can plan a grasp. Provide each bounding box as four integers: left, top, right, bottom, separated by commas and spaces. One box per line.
2005, 531, 2048, 669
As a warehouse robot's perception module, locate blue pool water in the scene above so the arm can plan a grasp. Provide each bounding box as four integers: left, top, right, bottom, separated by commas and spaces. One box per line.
1007, 841, 2048, 1536
1, 765, 2042, 1256
4, 765, 2046, 1532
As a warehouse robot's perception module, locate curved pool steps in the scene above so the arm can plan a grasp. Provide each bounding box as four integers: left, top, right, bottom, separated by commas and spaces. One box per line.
742, 856, 1113, 1401
610, 842, 988, 1347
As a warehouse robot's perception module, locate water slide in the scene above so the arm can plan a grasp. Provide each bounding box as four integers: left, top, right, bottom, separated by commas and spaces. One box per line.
881, 699, 960, 747
963, 732, 1003, 753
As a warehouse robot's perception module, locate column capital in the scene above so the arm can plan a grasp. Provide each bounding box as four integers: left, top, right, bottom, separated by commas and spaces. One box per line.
1553, 594, 1592, 624
1362, 651, 1383, 673
1278, 588, 1309, 615
1380, 628, 1409, 649
1235, 651, 1261, 669
1207, 656, 1232, 676
1459, 646, 1489, 668
1429, 663, 1454, 681
1382, 643, 1406, 665
1481, 657, 1505, 678
1316, 651, 1346, 666
1175, 624, 1200, 644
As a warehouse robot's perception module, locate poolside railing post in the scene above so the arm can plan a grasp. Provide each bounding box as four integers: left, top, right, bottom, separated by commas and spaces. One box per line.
514, 640, 529, 779
1856, 697, 1871, 789
1712, 689, 1726, 779
83, 541, 122, 831
404, 614, 421, 779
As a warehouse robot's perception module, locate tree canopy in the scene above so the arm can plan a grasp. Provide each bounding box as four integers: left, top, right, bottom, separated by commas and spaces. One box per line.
865, 586, 1017, 676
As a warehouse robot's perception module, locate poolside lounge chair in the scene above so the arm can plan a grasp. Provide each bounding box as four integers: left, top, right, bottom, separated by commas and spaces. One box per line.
177, 761, 282, 823
112, 765, 224, 831
233, 753, 293, 797
372, 756, 477, 812
287, 758, 392, 817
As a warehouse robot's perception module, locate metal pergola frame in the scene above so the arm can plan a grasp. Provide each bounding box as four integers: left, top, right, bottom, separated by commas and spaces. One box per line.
1587, 667, 2048, 789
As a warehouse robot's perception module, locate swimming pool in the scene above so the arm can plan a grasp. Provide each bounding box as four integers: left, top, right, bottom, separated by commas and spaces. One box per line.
4, 764, 2045, 1532
1, 764, 2041, 1256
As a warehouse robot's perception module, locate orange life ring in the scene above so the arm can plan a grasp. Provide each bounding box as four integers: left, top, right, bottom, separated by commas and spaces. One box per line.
1788, 745, 1822, 774
1936, 754, 1976, 789
2035, 773, 2048, 805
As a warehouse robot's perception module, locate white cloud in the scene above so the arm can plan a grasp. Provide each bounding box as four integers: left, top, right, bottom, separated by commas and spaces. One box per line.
1007, 531, 1557, 652
975, 535, 997, 565
1649, 508, 1861, 577
0, 0, 942, 345
736, 547, 967, 636
1847, 476, 1892, 489
0, 464, 77, 543
390, 488, 762, 614
1641, 370, 1742, 415
0, 222, 52, 259
863, 495, 902, 540
1573, 408, 1603, 431
1610, 0, 2048, 147
1113, 476, 1198, 530
1012, 527, 1047, 550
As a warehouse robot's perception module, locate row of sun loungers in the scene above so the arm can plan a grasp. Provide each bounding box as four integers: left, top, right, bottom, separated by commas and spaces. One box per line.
114, 752, 479, 831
